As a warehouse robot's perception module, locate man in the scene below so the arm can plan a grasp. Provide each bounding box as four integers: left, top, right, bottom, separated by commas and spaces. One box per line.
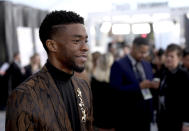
157, 44, 189, 131
110, 37, 159, 131
6, 10, 93, 131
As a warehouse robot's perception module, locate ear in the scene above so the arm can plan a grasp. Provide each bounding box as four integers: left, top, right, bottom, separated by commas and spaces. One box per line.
46, 39, 57, 52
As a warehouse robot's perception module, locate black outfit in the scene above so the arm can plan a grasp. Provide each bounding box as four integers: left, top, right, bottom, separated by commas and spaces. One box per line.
0, 71, 7, 110
91, 77, 115, 129
4, 62, 25, 91
46, 61, 80, 131
157, 65, 189, 131
24, 65, 32, 79
151, 64, 166, 115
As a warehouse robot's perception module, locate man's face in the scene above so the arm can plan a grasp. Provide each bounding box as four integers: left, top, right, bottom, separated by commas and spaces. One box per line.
164, 51, 181, 70
51, 24, 89, 73
132, 45, 149, 61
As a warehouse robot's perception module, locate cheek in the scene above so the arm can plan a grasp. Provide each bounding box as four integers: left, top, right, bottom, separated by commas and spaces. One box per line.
174, 58, 180, 65
165, 57, 172, 65
57, 46, 71, 61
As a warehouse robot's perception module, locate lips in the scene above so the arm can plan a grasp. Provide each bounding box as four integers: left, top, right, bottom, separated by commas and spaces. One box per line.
77, 55, 87, 62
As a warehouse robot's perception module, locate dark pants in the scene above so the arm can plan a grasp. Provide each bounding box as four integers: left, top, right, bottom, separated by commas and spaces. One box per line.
157, 110, 182, 131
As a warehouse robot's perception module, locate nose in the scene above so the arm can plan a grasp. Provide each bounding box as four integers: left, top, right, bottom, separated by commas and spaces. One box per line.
80, 43, 89, 52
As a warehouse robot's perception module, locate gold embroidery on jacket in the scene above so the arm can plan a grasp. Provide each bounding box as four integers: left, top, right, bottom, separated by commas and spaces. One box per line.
76, 88, 86, 123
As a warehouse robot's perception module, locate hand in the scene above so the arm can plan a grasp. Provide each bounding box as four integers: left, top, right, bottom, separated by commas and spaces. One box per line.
150, 81, 160, 89
182, 125, 189, 131
140, 80, 160, 89
139, 80, 152, 89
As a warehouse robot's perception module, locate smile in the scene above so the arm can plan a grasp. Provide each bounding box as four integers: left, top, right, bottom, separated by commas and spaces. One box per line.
77, 55, 87, 62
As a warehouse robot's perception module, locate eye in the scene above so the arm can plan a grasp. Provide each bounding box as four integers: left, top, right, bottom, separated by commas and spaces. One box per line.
73, 40, 80, 43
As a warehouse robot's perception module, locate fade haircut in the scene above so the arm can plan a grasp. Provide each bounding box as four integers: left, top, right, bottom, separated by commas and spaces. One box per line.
133, 37, 149, 47
166, 43, 183, 57
39, 10, 84, 53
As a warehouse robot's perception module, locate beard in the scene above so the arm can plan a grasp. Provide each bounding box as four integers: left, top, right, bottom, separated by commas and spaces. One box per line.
72, 63, 85, 73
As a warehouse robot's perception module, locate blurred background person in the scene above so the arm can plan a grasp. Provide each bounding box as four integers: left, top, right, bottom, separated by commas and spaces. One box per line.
4, 52, 25, 95
107, 42, 117, 60
24, 53, 41, 79
110, 37, 159, 131
157, 44, 189, 131
91, 51, 101, 75
150, 48, 166, 124
152, 48, 166, 78
117, 43, 131, 59
182, 48, 189, 72
122, 44, 131, 57
0, 62, 9, 110
91, 53, 114, 131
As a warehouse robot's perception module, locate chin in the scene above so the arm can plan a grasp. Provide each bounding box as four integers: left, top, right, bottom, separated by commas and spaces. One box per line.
167, 65, 175, 70
73, 65, 85, 73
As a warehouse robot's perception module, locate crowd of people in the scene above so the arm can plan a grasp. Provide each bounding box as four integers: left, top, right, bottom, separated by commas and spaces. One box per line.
89, 37, 189, 131
0, 10, 189, 131
0, 52, 41, 109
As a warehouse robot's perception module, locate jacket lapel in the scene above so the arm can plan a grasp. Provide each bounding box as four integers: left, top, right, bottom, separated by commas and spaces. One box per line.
71, 77, 86, 131
141, 61, 152, 80
39, 66, 72, 131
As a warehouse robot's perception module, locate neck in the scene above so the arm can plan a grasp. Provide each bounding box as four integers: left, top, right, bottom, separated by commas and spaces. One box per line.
48, 55, 73, 74
130, 53, 138, 62
168, 64, 179, 72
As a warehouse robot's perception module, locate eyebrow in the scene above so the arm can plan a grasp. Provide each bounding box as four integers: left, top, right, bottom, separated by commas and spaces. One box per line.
72, 35, 88, 39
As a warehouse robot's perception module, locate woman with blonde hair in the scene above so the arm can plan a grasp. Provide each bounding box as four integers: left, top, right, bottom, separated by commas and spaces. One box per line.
91, 53, 115, 131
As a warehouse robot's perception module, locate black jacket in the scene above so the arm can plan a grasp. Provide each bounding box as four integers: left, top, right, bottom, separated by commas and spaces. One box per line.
157, 66, 189, 131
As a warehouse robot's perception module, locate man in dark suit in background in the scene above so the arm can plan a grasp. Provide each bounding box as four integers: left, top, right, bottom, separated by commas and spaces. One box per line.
110, 37, 159, 131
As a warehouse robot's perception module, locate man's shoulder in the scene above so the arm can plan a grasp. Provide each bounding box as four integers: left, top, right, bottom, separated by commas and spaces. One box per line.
112, 55, 130, 68
177, 67, 189, 78
141, 60, 151, 67
119, 55, 129, 62
16, 70, 45, 91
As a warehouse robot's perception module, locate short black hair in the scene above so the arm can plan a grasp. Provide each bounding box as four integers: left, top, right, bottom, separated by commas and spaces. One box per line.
157, 48, 165, 57
166, 43, 183, 57
133, 37, 149, 47
39, 10, 84, 53
183, 48, 189, 57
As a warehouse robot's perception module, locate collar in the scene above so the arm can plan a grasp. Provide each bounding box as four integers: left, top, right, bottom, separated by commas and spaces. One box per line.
45, 60, 73, 81
128, 54, 138, 66
168, 64, 181, 74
